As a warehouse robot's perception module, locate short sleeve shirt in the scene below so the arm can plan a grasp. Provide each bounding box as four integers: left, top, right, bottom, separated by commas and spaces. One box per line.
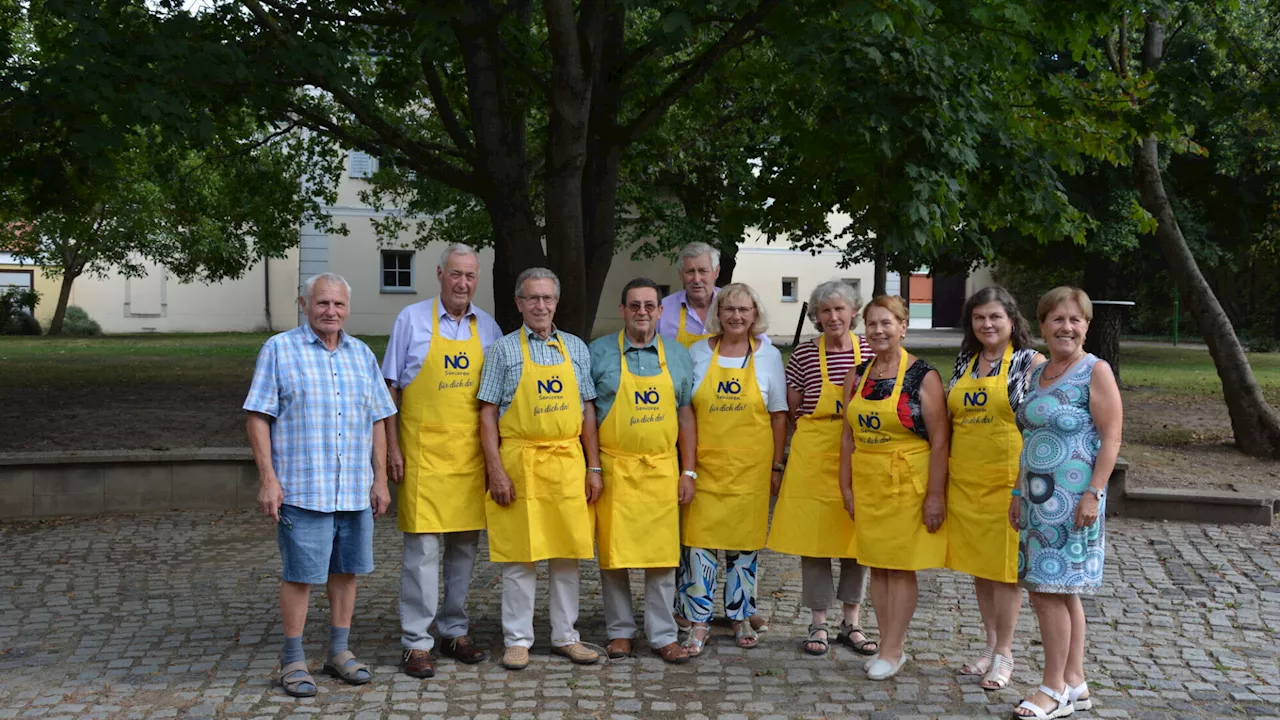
588, 332, 694, 423
243, 325, 397, 512
688, 339, 789, 413
476, 326, 597, 418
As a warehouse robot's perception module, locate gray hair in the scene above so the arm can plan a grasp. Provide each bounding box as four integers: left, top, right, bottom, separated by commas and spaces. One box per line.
806, 281, 863, 332
678, 241, 720, 269
514, 267, 561, 298
705, 282, 769, 337
439, 243, 478, 270
302, 272, 351, 305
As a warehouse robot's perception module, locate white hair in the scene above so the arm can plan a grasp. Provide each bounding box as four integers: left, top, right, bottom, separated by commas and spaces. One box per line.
439, 243, 478, 269
514, 267, 561, 298
705, 282, 769, 336
301, 272, 351, 305
678, 241, 720, 269
807, 280, 863, 332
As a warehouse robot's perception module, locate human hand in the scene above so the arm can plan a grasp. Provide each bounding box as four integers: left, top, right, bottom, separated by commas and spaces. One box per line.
258, 474, 283, 522
585, 470, 603, 505
1075, 492, 1100, 529
370, 481, 391, 518
841, 488, 855, 521
678, 474, 695, 505
922, 492, 946, 533
488, 468, 516, 507
387, 444, 405, 485
1008, 496, 1021, 531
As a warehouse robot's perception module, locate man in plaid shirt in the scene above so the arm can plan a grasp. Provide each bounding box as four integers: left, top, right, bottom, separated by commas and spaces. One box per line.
244, 272, 397, 697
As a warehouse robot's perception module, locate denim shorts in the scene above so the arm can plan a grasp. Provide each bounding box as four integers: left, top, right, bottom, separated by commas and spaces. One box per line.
277, 504, 374, 584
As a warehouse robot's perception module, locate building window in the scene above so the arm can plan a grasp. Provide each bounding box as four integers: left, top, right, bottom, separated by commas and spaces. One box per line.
657, 284, 671, 297
348, 150, 378, 179
781, 277, 798, 302
380, 250, 414, 293
0, 270, 33, 290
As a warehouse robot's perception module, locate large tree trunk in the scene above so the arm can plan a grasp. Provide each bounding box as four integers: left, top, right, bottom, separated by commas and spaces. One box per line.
1135, 15, 1280, 458
873, 238, 888, 297
47, 268, 78, 336
1135, 136, 1280, 457
541, 0, 599, 338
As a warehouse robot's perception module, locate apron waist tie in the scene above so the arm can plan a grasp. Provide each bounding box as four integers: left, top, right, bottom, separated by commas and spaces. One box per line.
601, 446, 677, 468
505, 438, 580, 452
884, 449, 928, 498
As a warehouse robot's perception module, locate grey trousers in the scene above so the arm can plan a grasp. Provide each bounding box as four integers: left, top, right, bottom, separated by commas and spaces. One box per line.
601, 568, 679, 649
400, 531, 480, 651
502, 559, 581, 649
801, 556, 869, 610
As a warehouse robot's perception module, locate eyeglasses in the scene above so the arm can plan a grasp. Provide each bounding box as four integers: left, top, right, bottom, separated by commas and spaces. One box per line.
721, 305, 756, 316
626, 302, 659, 313
518, 294, 558, 306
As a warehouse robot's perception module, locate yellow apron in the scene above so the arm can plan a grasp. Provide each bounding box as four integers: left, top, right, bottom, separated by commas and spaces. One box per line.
767, 335, 861, 558
484, 331, 594, 563
595, 332, 681, 570
397, 300, 487, 533
676, 305, 715, 348
846, 350, 946, 571
681, 340, 773, 551
945, 344, 1021, 582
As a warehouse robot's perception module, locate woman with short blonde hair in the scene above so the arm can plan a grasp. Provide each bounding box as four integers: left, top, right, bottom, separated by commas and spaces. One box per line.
1011, 286, 1121, 718
677, 283, 788, 655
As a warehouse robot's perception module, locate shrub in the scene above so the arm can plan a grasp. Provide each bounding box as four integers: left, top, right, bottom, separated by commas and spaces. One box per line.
62, 305, 103, 336
0, 287, 41, 335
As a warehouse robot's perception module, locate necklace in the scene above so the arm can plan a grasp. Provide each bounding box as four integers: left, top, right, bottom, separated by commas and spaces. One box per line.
1041, 350, 1082, 382
871, 352, 900, 378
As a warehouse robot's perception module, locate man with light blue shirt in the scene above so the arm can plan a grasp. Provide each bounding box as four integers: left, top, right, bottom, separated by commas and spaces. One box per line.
381, 244, 503, 679
589, 277, 697, 664
244, 272, 397, 698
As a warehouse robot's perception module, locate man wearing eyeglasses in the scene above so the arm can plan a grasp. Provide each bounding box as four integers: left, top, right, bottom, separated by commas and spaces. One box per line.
476, 267, 602, 670
588, 277, 697, 664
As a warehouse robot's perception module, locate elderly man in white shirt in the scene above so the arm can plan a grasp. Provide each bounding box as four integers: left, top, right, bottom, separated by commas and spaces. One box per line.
382, 244, 504, 679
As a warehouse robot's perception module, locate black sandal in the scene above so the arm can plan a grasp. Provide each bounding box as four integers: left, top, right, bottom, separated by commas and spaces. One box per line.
802, 623, 829, 656
836, 623, 879, 656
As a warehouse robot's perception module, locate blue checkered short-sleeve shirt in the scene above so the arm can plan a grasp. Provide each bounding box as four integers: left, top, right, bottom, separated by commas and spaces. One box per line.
243, 325, 397, 512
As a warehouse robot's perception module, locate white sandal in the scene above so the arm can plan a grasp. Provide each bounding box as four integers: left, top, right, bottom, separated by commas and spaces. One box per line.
1013, 685, 1074, 719
961, 645, 995, 676
866, 653, 908, 681
982, 653, 1014, 690
1069, 681, 1091, 711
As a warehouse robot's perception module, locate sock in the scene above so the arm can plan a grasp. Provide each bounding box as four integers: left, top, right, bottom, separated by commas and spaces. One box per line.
281, 634, 304, 666
329, 626, 350, 658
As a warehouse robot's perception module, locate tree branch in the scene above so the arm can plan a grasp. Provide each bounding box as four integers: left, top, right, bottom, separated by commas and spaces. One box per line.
239, 0, 481, 193
258, 0, 412, 27
421, 58, 477, 157
1119, 11, 1130, 77
618, 0, 780, 145
1104, 29, 1123, 77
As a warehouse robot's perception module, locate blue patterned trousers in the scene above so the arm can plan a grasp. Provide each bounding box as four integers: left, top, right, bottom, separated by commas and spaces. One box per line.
675, 546, 758, 623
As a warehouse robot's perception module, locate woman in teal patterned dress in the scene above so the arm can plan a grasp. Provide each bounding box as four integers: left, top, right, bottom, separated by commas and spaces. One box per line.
1010, 287, 1123, 719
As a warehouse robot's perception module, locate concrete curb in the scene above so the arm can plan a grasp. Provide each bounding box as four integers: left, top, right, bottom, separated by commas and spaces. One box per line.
0, 450, 1273, 525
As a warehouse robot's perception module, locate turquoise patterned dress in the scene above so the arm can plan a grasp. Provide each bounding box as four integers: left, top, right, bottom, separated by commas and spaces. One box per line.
1016, 354, 1104, 594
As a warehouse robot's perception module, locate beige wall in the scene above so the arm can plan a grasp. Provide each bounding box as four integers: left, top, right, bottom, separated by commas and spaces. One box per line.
0, 254, 60, 327
733, 222, 876, 343
58, 251, 300, 334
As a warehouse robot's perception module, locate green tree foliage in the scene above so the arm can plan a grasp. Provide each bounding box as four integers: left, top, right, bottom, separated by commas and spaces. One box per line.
1, 2, 342, 335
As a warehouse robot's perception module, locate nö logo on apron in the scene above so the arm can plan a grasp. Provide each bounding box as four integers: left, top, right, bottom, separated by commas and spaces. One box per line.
716, 380, 742, 395
444, 352, 471, 370
537, 377, 564, 394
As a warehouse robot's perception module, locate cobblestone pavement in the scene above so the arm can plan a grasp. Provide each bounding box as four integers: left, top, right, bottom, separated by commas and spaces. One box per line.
2, 511, 1278, 719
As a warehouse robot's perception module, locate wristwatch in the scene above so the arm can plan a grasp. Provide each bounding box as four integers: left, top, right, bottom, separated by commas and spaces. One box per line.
682, 470, 698, 480
587, 467, 603, 475
772, 461, 786, 473
1086, 487, 1105, 500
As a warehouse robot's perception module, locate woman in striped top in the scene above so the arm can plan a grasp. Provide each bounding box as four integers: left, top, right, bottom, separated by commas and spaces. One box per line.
767, 280, 879, 657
